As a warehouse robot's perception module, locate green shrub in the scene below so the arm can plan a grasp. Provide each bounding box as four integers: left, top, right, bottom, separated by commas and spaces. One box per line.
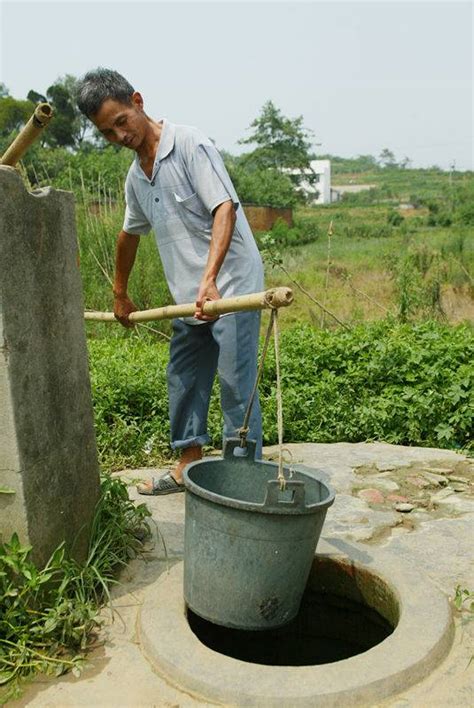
225, 161, 299, 208
427, 211, 453, 227
88, 338, 172, 469
260, 321, 473, 450
88, 321, 473, 467
387, 209, 404, 227
254, 214, 322, 252
456, 202, 474, 226
339, 222, 393, 239
340, 188, 386, 205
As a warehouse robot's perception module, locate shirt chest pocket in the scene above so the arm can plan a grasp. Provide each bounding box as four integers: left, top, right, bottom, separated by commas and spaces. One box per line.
174, 192, 213, 234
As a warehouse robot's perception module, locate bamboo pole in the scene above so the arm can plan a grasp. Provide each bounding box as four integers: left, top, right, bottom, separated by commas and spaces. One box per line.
0, 103, 53, 167
84, 287, 294, 323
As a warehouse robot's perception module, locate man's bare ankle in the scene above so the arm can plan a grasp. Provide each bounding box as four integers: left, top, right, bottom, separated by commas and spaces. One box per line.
180, 445, 202, 463
172, 446, 202, 483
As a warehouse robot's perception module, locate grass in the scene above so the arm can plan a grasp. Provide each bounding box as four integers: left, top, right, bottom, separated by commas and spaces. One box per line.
263, 219, 474, 328
71, 162, 473, 338
76, 194, 174, 341
331, 165, 472, 195
0, 474, 151, 701
77, 194, 474, 338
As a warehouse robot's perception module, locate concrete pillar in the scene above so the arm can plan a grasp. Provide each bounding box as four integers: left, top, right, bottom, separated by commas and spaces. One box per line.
0, 167, 100, 567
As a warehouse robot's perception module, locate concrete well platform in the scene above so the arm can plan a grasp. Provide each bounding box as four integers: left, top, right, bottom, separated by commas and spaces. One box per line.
11, 442, 474, 707
138, 547, 454, 706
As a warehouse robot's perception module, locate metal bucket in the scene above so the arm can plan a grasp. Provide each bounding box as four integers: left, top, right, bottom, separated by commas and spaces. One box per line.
183, 438, 335, 630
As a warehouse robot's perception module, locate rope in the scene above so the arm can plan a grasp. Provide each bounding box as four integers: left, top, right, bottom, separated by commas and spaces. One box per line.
272, 308, 286, 490
238, 294, 287, 490
238, 308, 275, 448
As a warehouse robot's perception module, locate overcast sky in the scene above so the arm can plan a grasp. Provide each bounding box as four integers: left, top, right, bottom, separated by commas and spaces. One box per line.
1, 0, 472, 170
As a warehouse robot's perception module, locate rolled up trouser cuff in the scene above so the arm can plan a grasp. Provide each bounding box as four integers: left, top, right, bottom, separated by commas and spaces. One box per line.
171, 434, 211, 451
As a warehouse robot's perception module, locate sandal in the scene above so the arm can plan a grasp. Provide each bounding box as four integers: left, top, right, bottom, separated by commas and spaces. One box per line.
136, 473, 184, 496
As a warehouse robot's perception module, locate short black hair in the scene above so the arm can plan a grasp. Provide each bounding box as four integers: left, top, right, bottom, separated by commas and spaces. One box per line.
75, 68, 135, 117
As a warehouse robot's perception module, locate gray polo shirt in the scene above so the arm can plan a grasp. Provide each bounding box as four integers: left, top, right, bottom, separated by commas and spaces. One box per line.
123, 119, 264, 324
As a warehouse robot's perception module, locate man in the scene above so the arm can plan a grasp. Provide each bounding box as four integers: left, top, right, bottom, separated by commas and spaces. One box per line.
76, 68, 264, 494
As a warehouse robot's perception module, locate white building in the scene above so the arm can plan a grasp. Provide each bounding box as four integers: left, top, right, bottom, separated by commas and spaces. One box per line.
308, 159, 332, 204
284, 159, 332, 204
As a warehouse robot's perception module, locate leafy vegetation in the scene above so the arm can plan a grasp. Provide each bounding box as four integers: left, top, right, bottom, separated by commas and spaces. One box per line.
239, 99, 314, 174
318, 153, 380, 175
255, 206, 472, 333
224, 154, 300, 208
262, 320, 473, 450
330, 164, 470, 203
0, 97, 35, 138
18, 142, 130, 199
453, 585, 474, 615
89, 338, 171, 468
0, 475, 151, 700
73, 172, 472, 334
87, 321, 473, 469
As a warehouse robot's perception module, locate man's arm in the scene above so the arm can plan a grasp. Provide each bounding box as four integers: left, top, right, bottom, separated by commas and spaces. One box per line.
113, 229, 140, 328
195, 200, 236, 321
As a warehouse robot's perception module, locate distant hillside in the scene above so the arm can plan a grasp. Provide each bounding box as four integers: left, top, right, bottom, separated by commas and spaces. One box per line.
315, 154, 473, 207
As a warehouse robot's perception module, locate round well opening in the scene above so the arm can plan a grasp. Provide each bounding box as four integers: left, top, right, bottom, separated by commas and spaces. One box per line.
187, 555, 399, 666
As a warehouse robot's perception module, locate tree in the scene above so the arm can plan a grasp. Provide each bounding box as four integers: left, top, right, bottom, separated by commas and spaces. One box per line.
379, 148, 398, 168
224, 154, 298, 208
28, 75, 90, 149
239, 100, 314, 172
27, 89, 47, 104
0, 96, 35, 137
0, 83, 10, 98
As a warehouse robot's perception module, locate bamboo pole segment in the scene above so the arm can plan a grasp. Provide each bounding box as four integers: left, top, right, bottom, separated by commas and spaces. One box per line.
84, 287, 294, 323
0, 103, 53, 167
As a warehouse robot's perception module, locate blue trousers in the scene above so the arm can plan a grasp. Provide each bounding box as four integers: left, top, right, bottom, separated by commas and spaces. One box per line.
167, 311, 262, 458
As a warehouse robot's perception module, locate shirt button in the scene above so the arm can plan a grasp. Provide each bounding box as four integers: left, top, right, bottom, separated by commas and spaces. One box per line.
154, 197, 159, 203
151, 180, 155, 186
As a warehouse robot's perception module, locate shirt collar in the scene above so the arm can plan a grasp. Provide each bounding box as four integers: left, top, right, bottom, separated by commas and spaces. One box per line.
133, 119, 175, 180
155, 119, 175, 162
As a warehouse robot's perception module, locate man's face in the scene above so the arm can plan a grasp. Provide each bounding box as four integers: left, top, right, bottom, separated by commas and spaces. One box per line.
92, 93, 148, 150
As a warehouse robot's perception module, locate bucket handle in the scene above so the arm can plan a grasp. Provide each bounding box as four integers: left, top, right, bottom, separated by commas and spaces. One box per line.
223, 438, 258, 461
263, 479, 306, 511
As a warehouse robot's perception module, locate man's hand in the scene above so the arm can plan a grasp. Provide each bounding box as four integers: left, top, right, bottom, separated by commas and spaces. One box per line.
114, 292, 138, 328
194, 278, 221, 321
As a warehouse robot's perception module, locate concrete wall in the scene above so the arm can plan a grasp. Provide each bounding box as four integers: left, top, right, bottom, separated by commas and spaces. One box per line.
0, 167, 100, 566
242, 204, 293, 232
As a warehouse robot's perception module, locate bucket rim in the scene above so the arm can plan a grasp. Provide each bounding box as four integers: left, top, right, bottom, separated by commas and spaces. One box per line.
183, 457, 335, 515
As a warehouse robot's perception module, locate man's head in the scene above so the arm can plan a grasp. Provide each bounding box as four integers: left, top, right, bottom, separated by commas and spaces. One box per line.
76, 68, 148, 150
